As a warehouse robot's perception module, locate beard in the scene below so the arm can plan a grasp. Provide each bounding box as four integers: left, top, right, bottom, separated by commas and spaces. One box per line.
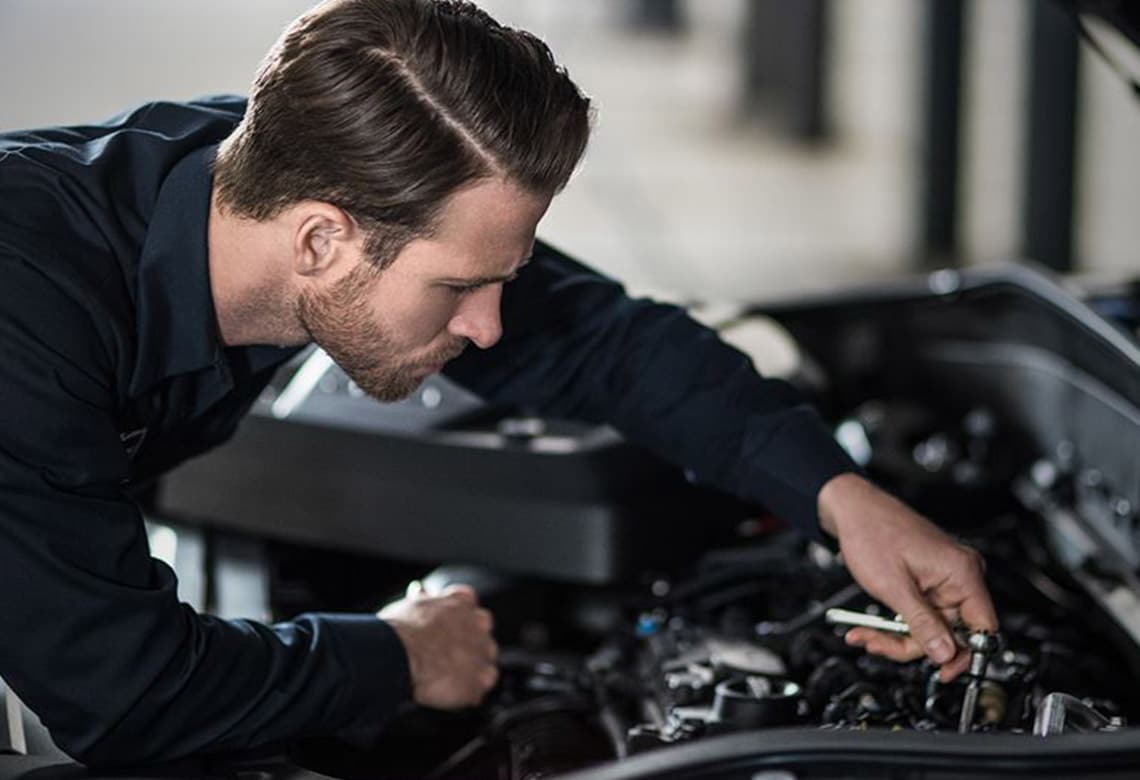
297, 264, 467, 402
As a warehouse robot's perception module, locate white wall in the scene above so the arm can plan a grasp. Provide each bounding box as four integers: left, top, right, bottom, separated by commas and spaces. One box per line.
0, 2, 312, 129
6, 1, 1129, 302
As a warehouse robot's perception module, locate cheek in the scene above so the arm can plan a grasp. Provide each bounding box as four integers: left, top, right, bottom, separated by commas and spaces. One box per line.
382, 291, 458, 346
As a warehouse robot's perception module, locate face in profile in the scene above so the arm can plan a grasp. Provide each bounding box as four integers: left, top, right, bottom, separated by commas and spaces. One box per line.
298, 178, 552, 402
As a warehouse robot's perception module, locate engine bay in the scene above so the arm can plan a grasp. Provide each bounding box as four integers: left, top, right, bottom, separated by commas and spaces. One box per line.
144, 266, 1140, 780
285, 390, 1140, 780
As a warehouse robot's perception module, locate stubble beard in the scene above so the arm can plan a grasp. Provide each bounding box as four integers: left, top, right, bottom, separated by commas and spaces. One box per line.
297, 265, 466, 403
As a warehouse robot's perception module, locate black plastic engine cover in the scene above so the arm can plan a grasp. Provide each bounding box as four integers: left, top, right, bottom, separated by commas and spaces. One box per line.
157, 372, 746, 584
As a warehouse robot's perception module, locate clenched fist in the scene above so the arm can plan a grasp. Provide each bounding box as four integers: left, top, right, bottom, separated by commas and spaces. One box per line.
378, 584, 499, 709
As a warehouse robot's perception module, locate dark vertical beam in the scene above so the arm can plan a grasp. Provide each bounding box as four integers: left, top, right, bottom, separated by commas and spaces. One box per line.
741, 0, 830, 141
1023, 2, 1080, 272
919, 0, 965, 268
627, 0, 686, 35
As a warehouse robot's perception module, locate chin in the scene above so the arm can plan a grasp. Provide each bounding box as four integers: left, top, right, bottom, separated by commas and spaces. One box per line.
360, 375, 425, 404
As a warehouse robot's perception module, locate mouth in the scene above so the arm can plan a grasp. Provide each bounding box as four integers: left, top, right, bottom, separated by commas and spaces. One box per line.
437, 344, 469, 367
419, 356, 455, 376
414, 342, 468, 377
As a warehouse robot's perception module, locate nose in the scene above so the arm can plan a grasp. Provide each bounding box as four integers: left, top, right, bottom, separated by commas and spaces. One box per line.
448, 285, 503, 349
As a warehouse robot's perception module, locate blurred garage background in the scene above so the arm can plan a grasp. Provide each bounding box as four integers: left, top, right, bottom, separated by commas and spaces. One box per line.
2, 0, 1137, 302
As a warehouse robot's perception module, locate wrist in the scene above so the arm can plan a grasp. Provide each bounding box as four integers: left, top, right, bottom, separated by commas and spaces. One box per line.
817, 471, 869, 538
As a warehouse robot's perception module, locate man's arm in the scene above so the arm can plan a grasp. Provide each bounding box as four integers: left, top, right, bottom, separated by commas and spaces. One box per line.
445, 241, 996, 674
0, 256, 411, 766
444, 241, 857, 535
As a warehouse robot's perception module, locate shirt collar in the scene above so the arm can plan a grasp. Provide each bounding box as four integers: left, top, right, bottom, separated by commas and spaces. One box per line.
130, 144, 297, 402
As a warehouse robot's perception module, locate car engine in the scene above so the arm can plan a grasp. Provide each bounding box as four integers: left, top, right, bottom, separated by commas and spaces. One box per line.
141, 266, 1140, 780
289, 392, 1140, 780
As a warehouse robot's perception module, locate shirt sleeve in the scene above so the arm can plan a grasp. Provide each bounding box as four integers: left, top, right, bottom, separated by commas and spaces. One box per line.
443, 241, 859, 535
0, 255, 410, 766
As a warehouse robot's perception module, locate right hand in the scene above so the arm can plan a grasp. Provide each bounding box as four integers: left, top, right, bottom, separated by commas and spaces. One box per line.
818, 473, 997, 681
378, 584, 498, 709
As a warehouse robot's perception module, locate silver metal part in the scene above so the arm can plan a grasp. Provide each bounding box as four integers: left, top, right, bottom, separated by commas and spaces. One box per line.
968, 632, 1001, 675
824, 608, 911, 635
705, 636, 787, 677
958, 679, 981, 734
1033, 692, 1124, 737
825, 609, 1009, 734
958, 631, 1001, 733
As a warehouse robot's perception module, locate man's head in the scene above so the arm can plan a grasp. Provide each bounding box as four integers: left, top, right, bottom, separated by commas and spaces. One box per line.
210, 0, 591, 400
294, 177, 550, 401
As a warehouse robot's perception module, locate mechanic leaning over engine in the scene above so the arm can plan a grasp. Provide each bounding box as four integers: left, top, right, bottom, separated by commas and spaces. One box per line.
0, 0, 998, 767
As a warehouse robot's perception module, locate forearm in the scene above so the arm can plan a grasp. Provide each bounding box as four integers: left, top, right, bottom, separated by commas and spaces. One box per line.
73, 611, 409, 766
1, 556, 410, 767
0, 456, 407, 766
445, 242, 858, 533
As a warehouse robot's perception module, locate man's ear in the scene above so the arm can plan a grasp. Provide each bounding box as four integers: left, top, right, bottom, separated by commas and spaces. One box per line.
293, 202, 360, 278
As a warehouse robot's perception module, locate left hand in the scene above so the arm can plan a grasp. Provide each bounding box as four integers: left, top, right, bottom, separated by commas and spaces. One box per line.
818, 473, 998, 681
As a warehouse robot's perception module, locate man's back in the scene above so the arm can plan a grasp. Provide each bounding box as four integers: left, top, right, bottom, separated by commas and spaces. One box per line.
0, 98, 410, 765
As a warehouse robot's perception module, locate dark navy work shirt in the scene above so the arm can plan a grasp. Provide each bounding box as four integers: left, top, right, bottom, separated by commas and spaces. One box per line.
0, 96, 855, 765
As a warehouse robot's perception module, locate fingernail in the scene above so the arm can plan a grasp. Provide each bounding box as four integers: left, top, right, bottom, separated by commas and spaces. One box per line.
926, 637, 954, 664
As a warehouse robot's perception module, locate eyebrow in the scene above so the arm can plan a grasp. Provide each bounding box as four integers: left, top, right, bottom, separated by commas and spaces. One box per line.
437, 254, 533, 287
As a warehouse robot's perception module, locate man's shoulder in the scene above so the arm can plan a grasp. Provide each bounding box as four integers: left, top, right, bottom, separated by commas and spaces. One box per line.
0, 95, 247, 287
0, 95, 247, 155
98, 95, 248, 136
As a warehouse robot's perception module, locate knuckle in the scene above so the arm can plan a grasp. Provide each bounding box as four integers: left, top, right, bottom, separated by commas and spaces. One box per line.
956, 545, 984, 572
437, 583, 469, 602
904, 610, 941, 636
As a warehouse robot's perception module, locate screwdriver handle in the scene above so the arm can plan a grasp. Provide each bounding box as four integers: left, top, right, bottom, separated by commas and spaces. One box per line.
825, 608, 911, 635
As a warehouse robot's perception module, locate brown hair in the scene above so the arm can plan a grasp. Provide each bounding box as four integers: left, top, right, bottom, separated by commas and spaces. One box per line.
214, 0, 592, 266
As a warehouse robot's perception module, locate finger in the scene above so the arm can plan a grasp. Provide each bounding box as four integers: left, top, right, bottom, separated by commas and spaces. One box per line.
845, 628, 924, 662
475, 607, 494, 634
444, 583, 478, 604
891, 587, 958, 665
938, 651, 971, 682
485, 638, 499, 662
959, 594, 999, 634
460, 686, 485, 709
955, 551, 999, 634
479, 664, 499, 691
846, 628, 971, 679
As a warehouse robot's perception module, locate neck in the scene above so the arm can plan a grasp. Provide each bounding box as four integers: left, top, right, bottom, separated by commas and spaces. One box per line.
207, 189, 306, 347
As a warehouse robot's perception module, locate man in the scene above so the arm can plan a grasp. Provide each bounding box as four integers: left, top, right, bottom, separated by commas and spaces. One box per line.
0, 0, 994, 767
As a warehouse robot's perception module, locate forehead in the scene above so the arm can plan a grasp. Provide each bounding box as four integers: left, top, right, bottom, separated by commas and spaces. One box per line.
398, 178, 551, 276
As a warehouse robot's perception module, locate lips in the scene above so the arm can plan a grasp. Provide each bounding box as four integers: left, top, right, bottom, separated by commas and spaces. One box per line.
437, 344, 468, 366
414, 342, 468, 376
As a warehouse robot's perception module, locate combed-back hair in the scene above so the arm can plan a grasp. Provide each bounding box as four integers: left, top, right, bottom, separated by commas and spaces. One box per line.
214, 0, 592, 266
